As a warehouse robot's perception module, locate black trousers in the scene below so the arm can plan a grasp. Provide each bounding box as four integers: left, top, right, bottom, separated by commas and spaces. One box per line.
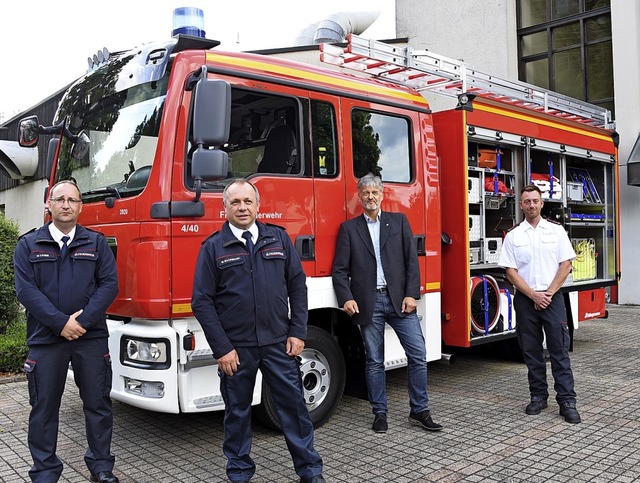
24, 338, 115, 482
514, 292, 577, 404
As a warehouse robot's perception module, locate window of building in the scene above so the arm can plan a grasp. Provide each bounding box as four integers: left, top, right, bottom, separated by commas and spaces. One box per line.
351, 109, 412, 183
517, 0, 613, 115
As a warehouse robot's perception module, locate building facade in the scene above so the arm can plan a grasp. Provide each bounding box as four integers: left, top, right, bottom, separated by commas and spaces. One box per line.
396, 0, 638, 303
2, 0, 638, 303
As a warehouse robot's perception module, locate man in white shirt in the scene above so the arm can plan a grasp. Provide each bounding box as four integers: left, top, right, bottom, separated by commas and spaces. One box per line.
499, 184, 580, 424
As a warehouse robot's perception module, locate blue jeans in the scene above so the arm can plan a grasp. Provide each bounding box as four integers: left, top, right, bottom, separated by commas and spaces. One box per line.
360, 291, 430, 415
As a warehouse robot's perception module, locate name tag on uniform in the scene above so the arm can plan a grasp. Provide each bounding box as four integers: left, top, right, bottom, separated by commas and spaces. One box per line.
29, 250, 57, 262
216, 254, 246, 269
261, 248, 286, 260
71, 249, 98, 260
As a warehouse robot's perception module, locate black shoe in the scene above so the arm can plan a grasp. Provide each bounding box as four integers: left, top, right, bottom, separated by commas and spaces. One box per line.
525, 398, 548, 415
408, 411, 443, 431
559, 401, 581, 424
372, 413, 388, 433
300, 476, 326, 483
90, 471, 119, 483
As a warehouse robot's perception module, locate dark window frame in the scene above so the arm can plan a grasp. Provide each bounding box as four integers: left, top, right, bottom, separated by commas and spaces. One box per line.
516, 1, 613, 113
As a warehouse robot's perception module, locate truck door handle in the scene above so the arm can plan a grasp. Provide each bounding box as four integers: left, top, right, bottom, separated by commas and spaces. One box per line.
295, 235, 315, 261
414, 235, 426, 256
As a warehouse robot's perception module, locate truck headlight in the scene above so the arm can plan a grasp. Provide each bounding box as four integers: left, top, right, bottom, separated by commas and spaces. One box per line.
121, 337, 170, 369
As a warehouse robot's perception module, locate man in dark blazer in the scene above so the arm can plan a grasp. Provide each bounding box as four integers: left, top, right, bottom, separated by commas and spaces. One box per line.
332, 173, 443, 433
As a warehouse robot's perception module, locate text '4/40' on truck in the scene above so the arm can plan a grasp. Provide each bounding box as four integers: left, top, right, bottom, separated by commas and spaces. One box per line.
11, 32, 619, 429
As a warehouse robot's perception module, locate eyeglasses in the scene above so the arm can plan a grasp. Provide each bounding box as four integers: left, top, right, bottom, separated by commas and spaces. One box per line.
50, 197, 82, 206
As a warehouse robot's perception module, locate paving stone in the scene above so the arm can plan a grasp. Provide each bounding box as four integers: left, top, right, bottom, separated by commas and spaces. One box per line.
2, 304, 640, 482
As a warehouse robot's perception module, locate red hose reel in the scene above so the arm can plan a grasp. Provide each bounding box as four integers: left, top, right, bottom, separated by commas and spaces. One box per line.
469, 275, 501, 334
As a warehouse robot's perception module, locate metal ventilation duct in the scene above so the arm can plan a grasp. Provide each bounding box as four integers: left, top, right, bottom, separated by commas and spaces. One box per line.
294, 11, 381, 46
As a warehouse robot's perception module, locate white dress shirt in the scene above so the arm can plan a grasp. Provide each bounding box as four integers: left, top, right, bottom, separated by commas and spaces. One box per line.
499, 218, 575, 291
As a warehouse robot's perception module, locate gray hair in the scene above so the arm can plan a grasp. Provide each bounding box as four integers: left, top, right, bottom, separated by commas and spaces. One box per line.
222, 178, 260, 206
357, 173, 383, 192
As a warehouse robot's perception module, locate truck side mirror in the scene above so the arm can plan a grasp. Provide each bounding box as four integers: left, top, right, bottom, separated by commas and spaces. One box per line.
19, 116, 41, 148
190, 77, 232, 199
71, 131, 90, 160
193, 78, 231, 146
192, 149, 228, 182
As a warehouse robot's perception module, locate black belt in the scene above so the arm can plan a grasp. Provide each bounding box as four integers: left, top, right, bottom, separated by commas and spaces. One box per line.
375, 286, 388, 293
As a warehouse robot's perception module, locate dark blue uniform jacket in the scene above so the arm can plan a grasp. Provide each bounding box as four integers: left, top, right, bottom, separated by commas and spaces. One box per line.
191, 221, 308, 359
13, 223, 118, 346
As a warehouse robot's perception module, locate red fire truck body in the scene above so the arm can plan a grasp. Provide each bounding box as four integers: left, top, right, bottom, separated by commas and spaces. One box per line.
13, 34, 618, 427
433, 99, 618, 348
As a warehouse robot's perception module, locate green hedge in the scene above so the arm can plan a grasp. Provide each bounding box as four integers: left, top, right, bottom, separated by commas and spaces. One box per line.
0, 213, 26, 373
0, 213, 20, 334
0, 314, 28, 372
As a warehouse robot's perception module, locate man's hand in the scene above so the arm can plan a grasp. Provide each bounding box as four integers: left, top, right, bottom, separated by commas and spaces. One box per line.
286, 337, 305, 357
342, 300, 359, 316
218, 349, 240, 376
60, 309, 86, 341
531, 291, 553, 310
402, 296, 417, 313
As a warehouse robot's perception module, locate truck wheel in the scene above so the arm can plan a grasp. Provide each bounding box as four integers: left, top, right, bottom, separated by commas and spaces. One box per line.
256, 325, 346, 430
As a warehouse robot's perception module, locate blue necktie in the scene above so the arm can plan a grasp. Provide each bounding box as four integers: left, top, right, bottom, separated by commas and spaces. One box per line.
60, 235, 70, 258
242, 231, 254, 253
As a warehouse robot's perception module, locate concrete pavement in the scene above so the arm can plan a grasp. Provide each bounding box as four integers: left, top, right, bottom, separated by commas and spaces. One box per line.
1, 304, 640, 482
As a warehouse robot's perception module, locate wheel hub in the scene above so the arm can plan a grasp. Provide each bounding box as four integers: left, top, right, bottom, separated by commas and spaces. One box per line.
298, 349, 331, 410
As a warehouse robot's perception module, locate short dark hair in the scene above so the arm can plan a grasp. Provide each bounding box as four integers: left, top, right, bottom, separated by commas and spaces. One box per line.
520, 184, 542, 197
50, 180, 81, 200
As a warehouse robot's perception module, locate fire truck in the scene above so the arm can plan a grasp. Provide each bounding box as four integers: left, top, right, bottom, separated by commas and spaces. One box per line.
9, 32, 618, 428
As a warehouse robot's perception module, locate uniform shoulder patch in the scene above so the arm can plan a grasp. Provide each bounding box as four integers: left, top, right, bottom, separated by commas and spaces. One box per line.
18, 227, 37, 240
544, 217, 562, 225
506, 221, 522, 233
83, 226, 107, 239
201, 230, 221, 245
264, 222, 286, 231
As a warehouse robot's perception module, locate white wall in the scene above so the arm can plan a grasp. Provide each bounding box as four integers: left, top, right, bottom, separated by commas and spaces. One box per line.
396, 0, 518, 77
0, 179, 48, 234
611, 0, 640, 304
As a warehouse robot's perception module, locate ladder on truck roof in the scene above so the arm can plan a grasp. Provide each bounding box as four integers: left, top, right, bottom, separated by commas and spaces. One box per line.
320, 34, 614, 129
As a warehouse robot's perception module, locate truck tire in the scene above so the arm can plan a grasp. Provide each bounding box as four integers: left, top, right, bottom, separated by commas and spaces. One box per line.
255, 325, 346, 430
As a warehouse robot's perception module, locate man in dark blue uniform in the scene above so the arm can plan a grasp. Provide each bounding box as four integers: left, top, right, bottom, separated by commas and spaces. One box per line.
191, 179, 325, 483
13, 180, 119, 482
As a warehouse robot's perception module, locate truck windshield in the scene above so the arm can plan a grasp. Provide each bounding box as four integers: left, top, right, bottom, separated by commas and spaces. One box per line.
55, 71, 169, 203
